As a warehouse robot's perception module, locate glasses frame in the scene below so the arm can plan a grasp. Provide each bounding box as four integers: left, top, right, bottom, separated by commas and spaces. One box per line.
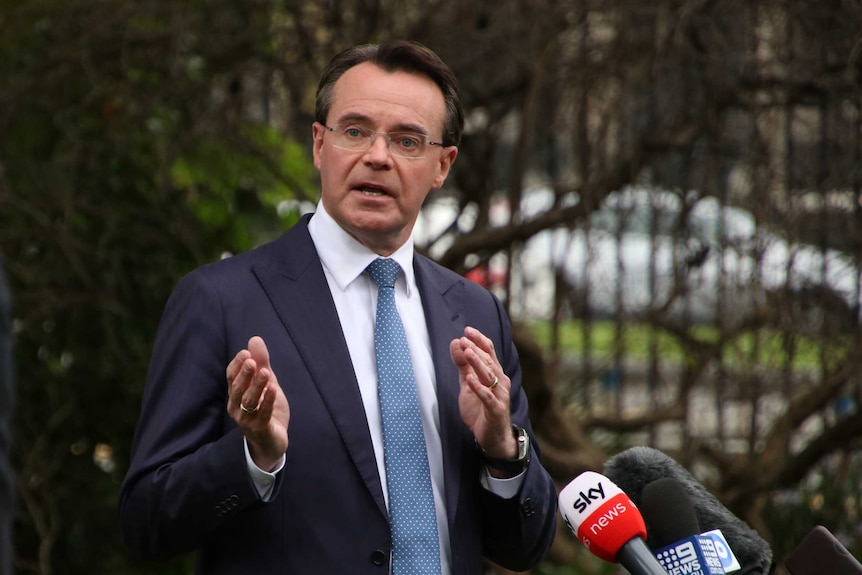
322, 124, 444, 159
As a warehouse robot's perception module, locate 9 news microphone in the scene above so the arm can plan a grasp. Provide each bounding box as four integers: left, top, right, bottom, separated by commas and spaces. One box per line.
640, 477, 727, 575
558, 471, 668, 575
604, 446, 774, 575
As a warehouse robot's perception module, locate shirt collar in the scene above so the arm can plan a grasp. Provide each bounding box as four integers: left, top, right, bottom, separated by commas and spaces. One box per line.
307, 200, 416, 295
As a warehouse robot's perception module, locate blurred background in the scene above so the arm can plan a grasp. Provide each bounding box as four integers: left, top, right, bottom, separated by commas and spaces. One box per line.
1, 1, 862, 573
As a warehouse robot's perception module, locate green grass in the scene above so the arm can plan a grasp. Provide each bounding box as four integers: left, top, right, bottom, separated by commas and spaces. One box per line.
529, 319, 845, 370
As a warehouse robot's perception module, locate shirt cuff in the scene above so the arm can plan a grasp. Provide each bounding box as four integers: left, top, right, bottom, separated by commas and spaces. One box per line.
480, 466, 526, 499
244, 438, 285, 502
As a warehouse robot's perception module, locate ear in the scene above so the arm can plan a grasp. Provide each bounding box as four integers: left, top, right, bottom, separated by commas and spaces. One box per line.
431, 146, 458, 190
312, 122, 326, 170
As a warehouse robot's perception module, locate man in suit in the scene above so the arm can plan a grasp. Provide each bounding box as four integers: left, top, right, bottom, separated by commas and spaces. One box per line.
0, 258, 14, 575
119, 40, 557, 574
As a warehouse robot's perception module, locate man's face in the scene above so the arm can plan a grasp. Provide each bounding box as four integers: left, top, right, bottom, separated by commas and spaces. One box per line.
312, 61, 458, 256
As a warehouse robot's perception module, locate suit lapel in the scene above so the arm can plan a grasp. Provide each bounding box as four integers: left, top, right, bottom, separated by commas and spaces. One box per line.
413, 256, 472, 530
249, 222, 475, 529
251, 216, 388, 518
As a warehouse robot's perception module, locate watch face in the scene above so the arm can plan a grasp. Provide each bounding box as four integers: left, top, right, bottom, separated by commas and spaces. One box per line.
509, 425, 530, 466
516, 428, 529, 460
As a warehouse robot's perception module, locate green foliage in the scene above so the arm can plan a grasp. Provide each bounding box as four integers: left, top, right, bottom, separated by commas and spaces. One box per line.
765, 453, 862, 566
2, 1, 860, 573
172, 124, 316, 251
0, 1, 314, 573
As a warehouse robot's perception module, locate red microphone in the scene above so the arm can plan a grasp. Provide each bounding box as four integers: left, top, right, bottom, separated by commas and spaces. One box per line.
559, 471, 667, 574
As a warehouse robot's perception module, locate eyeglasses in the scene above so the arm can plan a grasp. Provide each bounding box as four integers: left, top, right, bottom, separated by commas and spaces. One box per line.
322, 124, 444, 159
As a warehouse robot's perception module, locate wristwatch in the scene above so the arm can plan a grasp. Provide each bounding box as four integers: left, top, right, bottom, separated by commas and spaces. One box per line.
477, 424, 531, 475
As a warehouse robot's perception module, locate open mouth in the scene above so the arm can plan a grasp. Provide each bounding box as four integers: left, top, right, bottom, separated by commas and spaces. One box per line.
357, 185, 388, 197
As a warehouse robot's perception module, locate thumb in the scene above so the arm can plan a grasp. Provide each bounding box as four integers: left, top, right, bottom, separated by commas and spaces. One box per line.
248, 336, 271, 369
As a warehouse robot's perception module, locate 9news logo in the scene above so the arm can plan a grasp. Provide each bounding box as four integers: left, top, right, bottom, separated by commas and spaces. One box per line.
655, 536, 725, 575
656, 541, 703, 575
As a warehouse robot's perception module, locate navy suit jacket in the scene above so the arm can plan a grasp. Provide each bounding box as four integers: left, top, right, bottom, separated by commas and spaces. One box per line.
119, 215, 557, 574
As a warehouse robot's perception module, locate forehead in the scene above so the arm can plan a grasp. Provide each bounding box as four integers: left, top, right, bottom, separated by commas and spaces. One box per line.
329, 62, 447, 133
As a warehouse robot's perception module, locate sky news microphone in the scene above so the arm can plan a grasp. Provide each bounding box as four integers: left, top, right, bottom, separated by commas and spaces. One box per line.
603, 446, 774, 575
641, 477, 727, 575
558, 470, 668, 575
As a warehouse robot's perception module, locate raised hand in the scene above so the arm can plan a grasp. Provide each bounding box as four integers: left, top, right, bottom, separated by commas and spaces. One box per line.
449, 326, 517, 464
226, 336, 290, 471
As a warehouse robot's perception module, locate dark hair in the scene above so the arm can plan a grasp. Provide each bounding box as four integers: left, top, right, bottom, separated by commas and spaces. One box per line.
315, 40, 464, 147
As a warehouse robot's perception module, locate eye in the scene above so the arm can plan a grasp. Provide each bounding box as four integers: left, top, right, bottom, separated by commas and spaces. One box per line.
343, 126, 367, 139
394, 134, 422, 149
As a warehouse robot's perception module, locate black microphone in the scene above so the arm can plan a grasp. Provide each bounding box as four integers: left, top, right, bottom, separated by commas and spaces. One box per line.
641, 477, 702, 545
785, 525, 862, 575
604, 446, 774, 574
641, 477, 727, 574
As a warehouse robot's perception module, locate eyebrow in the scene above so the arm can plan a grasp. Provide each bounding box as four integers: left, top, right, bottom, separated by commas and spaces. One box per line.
334, 112, 430, 136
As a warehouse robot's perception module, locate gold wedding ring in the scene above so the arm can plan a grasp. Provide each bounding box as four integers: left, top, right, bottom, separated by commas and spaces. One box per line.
488, 375, 499, 390
240, 403, 258, 414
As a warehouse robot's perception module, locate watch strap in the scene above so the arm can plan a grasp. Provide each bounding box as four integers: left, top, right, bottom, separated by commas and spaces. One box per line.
477, 424, 531, 474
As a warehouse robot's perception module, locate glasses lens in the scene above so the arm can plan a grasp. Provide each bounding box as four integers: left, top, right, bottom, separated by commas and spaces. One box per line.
388, 133, 425, 158
335, 127, 371, 151
328, 126, 428, 158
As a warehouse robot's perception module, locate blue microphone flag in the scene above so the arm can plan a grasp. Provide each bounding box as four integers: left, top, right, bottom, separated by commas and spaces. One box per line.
654, 534, 726, 575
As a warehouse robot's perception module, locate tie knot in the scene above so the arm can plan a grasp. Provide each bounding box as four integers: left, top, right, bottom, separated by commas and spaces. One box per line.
366, 257, 402, 288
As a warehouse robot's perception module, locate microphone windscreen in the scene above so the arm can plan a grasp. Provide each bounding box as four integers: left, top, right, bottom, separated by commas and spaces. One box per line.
640, 477, 702, 548
604, 446, 773, 574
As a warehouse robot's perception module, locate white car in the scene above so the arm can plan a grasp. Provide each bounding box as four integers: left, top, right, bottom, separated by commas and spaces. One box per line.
417, 187, 859, 329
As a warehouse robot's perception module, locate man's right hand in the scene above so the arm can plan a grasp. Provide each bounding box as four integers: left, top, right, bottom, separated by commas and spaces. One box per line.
226, 336, 290, 471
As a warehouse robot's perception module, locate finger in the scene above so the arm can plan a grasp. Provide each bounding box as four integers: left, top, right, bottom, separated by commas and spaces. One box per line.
226, 349, 251, 384
248, 336, 271, 371
255, 385, 275, 421
451, 339, 484, 389
459, 332, 495, 372
449, 338, 468, 368
463, 345, 497, 386
241, 366, 269, 413
230, 357, 257, 402
465, 326, 498, 361
465, 372, 504, 408
450, 338, 481, 380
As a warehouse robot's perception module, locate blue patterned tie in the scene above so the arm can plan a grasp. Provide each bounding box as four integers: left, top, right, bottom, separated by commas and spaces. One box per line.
366, 258, 442, 575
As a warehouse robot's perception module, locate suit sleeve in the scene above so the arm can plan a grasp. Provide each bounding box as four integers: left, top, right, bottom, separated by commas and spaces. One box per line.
475, 292, 558, 570
118, 269, 278, 558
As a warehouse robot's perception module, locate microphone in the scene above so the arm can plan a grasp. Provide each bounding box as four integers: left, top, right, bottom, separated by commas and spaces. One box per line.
641, 477, 727, 575
785, 525, 862, 575
603, 447, 773, 575
558, 470, 668, 575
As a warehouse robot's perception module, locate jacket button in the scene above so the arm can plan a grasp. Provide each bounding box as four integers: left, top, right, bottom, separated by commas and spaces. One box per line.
521, 497, 536, 517
370, 550, 388, 566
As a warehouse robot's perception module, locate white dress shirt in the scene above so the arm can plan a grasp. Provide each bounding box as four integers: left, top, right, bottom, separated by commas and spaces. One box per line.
246, 202, 524, 574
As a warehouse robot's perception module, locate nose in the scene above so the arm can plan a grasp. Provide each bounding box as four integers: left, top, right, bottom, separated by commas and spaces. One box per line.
363, 133, 393, 166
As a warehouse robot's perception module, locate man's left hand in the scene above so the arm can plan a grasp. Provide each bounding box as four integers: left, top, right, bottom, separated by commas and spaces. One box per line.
449, 326, 518, 474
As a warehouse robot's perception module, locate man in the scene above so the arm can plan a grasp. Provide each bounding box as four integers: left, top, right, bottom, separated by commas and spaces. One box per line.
119, 40, 557, 574
0, 258, 13, 575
